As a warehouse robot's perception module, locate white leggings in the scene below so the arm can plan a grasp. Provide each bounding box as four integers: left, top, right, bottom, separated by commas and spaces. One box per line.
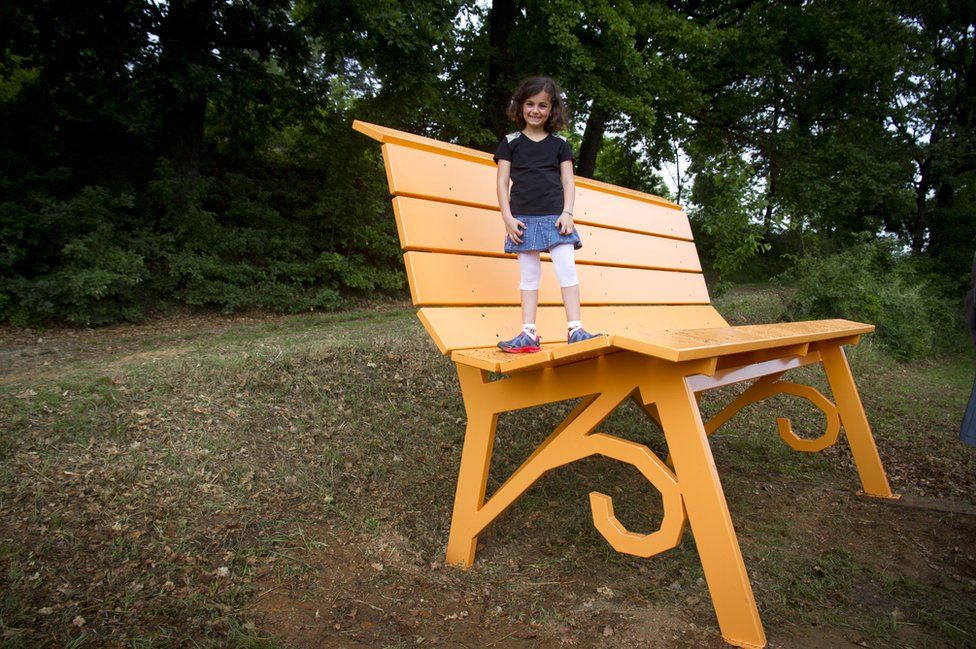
518, 244, 579, 290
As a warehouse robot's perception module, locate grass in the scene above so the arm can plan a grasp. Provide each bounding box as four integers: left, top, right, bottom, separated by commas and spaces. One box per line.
1, 291, 975, 647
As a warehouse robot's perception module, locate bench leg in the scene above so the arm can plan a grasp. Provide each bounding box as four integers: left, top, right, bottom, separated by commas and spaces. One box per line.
445, 385, 613, 567
820, 345, 897, 499
650, 374, 767, 649
445, 405, 499, 567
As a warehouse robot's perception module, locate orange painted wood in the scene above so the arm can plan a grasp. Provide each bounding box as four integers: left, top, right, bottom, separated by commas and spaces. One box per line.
416, 305, 729, 353
382, 143, 692, 240
448, 344, 595, 374
355, 121, 894, 649
405, 252, 710, 307
383, 142, 496, 207
353, 120, 681, 211
613, 320, 875, 362
447, 323, 866, 373
392, 196, 703, 272
446, 321, 871, 368
449, 335, 619, 374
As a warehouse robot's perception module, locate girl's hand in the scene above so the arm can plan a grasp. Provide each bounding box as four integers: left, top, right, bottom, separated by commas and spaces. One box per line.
556, 211, 574, 235
504, 216, 526, 244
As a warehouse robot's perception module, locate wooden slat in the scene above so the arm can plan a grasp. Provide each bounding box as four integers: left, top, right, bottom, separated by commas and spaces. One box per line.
382, 143, 693, 240
450, 336, 618, 374
405, 252, 710, 306
392, 196, 702, 272
686, 353, 823, 392
416, 305, 729, 353
573, 184, 693, 240
448, 322, 869, 371
354, 120, 680, 210
613, 320, 875, 362
383, 142, 496, 206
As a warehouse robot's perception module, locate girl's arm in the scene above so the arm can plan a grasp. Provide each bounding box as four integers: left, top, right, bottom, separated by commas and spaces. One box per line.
497, 159, 524, 244
556, 159, 576, 235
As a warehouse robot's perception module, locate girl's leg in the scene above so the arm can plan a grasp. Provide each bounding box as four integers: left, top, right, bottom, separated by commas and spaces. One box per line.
521, 289, 540, 325
550, 244, 581, 322
561, 285, 581, 322
518, 251, 542, 326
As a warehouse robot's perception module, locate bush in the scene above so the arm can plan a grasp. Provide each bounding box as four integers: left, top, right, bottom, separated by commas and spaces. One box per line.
781, 240, 961, 361
1, 186, 150, 326
0, 128, 406, 326
690, 152, 770, 281
145, 159, 404, 316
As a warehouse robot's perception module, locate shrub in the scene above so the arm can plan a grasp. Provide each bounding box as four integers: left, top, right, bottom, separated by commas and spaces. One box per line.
690, 152, 770, 281
1, 186, 149, 326
145, 160, 404, 316
0, 135, 406, 326
782, 240, 961, 361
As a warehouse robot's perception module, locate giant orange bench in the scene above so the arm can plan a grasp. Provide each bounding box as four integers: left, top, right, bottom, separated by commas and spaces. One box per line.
353, 120, 897, 648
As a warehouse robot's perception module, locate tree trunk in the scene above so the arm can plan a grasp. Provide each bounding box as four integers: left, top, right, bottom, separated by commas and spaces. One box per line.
161, 93, 207, 181
156, 0, 217, 181
484, 0, 517, 140
911, 177, 929, 254
763, 82, 782, 233
577, 104, 610, 178
927, 178, 956, 254
671, 141, 686, 205
763, 161, 777, 234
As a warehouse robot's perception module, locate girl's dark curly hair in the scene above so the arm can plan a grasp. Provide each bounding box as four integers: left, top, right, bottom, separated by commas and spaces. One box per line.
506, 76, 570, 133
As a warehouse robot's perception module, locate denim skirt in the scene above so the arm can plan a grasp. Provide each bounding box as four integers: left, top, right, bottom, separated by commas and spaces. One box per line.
504, 214, 583, 254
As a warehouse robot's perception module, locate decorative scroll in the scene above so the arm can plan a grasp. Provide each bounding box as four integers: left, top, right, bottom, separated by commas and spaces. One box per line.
586, 433, 686, 557
447, 363, 689, 563
704, 374, 841, 453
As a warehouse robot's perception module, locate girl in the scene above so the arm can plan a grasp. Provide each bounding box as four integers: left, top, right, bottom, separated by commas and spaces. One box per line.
493, 76, 601, 353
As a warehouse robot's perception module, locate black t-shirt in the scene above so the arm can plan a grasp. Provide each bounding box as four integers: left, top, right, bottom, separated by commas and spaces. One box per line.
493, 132, 574, 215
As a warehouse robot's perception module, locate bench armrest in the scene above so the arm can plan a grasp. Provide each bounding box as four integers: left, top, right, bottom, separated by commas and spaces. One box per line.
612, 319, 873, 362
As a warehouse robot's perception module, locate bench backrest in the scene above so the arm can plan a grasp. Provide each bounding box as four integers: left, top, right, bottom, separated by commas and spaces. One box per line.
353, 120, 728, 353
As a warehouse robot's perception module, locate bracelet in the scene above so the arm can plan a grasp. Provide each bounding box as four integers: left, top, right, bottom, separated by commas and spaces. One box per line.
562, 210, 573, 216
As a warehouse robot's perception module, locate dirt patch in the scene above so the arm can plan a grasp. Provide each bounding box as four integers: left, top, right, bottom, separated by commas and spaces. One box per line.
243, 482, 976, 648
247, 528, 731, 649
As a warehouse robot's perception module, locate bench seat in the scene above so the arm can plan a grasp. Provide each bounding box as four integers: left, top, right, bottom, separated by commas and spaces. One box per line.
451, 319, 873, 373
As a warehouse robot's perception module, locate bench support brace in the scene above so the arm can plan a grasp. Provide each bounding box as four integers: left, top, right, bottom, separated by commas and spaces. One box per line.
698, 344, 896, 499
446, 352, 768, 649
443, 344, 895, 648
704, 372, 842, 452
643, 367, 767, 649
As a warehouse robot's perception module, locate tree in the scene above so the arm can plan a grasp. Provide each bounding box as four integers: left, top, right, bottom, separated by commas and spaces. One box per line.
297, 0, 473, 137
144, 0, 308, 181
888, 0, 976, 283
683, 0, 923, 276
483, 0, 520, 139
533, 1, 714, 179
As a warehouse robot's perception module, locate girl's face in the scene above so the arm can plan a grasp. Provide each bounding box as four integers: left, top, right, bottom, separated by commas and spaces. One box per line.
521, 91, 552, 130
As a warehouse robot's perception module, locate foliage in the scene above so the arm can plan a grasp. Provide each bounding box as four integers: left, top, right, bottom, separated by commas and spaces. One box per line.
781, 240, 961, 360
690, 151, 770, 280
144, 147, 402, 316
886, 0, 976, 274
1, 187, 148, 326
592, 135, 670, 198
0, 134, 403, 325
0, 0, 405, 326
685, 0, 974, 286
0, 0, 973, 326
